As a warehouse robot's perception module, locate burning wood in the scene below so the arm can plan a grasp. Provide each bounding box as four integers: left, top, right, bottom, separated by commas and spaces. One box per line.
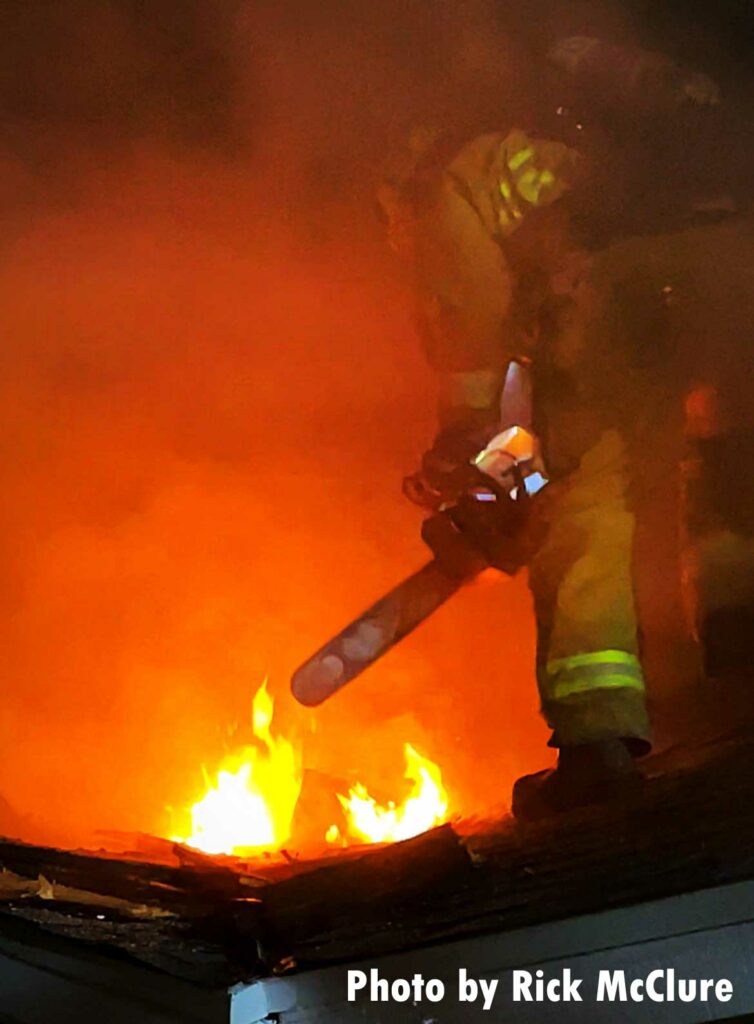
169, 681, 449, 857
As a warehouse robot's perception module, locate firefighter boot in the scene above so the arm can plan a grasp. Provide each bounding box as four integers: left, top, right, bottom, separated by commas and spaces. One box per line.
511, 738, 641, 822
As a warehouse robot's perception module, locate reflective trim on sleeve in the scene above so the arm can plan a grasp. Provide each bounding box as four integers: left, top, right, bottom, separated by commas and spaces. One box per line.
546, 650, 644, 700
508, 146, 534, 172
547, 649, 641, 672
496, 131, 582, 238
517, 167, 557, 204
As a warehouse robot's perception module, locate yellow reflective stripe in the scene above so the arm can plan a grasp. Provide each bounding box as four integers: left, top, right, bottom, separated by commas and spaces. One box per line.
547, 650, 641, 673
508, 146, 534, 171
546, 649, 644, 701
551, 675, 645, 700
516, 167, 558, 205
516, 169, 541, 204
499, 179, 523, 214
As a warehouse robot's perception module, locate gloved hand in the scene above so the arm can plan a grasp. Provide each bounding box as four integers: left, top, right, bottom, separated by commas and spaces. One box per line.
403, 418, 497, 510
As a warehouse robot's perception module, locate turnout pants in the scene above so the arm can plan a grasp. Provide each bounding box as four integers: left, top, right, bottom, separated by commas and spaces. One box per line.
527, 429, 651, 753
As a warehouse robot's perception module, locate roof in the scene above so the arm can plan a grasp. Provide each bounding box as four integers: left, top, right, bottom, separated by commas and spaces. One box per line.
1, 722, 754, 993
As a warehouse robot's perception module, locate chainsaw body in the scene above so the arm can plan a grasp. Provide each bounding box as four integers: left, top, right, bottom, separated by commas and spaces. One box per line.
417, 424, 548, 578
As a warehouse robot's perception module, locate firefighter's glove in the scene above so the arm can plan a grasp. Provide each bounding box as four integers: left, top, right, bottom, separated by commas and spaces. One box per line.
403, 421, 494, 511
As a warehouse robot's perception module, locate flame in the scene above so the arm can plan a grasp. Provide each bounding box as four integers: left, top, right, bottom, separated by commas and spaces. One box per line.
337, 743, 448, 844
172, 680, 302, 856
325, 823, 342, 845
171, 683, 449, 856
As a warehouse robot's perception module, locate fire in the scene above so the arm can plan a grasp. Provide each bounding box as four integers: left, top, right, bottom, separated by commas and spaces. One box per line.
172, 681, 302, 855
171, 683, 449, 857
337, 743, 448, 844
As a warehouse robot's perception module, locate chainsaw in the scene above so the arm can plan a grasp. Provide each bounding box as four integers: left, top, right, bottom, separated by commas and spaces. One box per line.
290, 423, 548, 707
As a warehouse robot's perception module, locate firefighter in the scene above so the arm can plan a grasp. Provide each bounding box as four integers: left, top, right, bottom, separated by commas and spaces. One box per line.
378, 39, 725, 819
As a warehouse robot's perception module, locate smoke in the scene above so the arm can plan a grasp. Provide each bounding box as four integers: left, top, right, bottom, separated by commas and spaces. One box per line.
0, 0, 750, 848
0, 1, 540, 847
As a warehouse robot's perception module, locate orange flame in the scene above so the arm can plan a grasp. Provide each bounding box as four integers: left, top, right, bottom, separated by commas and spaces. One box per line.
172, 680, 302, 856
171, 684, 449, 856
336, 743, 448, 844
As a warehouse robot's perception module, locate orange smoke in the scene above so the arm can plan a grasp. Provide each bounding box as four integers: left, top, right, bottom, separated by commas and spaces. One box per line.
0, 0, 563, 852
